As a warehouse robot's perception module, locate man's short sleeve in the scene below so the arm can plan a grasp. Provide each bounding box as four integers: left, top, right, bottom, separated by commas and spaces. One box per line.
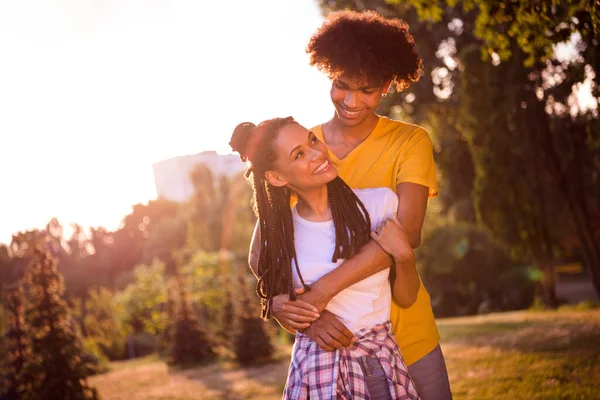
395, 128, 438, 198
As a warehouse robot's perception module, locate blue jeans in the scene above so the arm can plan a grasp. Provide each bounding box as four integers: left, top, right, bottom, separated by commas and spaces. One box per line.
359, 344, 452, 400
359, 355, 393, 400
407, 344, 453, 400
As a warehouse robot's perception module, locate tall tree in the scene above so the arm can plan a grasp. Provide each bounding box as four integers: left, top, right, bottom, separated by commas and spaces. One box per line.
457, 44, 565, 305
318, 0, 600, 299
0, 288, 29, 400
21, 248, 98, 400
167, 272, 215, 367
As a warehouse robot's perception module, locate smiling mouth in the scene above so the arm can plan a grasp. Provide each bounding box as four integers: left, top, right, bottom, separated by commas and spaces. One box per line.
339, 105, 363, 118
313, 160, 330, 174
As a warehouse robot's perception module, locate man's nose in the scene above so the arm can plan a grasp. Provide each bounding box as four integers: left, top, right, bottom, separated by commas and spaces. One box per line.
344, 91, 360, 108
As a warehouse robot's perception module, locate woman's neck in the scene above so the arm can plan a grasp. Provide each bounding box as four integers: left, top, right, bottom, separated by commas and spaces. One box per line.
295, 184, 331, 222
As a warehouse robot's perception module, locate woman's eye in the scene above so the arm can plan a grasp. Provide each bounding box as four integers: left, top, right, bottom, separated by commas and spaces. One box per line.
295, 151, 304, 159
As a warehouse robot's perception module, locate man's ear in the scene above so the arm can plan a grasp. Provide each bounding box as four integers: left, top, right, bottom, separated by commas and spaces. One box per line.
265, 170, 288, 187
382, 80, 392, 96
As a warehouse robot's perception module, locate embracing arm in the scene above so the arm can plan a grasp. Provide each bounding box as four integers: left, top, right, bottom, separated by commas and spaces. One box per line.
298, 182, 429, 310
248, 221, 319, 334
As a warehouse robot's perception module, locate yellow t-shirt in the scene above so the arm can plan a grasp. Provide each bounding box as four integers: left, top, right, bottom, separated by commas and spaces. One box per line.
312, 116, 439, 366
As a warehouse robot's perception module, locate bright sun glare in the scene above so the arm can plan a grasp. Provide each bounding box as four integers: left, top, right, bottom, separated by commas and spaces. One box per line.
0, 0, 334, 244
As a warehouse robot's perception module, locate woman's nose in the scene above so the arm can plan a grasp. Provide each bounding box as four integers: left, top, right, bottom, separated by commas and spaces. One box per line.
310, 147, 323, 161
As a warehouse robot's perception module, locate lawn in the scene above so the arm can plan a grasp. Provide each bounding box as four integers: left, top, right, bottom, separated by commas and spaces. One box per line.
89, 308, 600, 400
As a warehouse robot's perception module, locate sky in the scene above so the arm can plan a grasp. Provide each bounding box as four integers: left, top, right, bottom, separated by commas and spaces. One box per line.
0, 0, 334, 244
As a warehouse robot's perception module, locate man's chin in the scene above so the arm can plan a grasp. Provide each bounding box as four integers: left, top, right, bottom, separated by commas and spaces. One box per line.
335, 112, 365, 127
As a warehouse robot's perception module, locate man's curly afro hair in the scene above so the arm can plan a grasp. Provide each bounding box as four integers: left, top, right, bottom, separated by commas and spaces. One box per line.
306, 10, 423, 92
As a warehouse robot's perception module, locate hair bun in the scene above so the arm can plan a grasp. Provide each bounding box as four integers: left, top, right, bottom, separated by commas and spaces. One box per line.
229, 122, 256, 162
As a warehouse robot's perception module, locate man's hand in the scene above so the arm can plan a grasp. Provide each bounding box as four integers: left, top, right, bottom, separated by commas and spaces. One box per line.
272, 294, 320, 330
302, 310, 355, 351
371, 212, 414, 264
295, 281, 333, 313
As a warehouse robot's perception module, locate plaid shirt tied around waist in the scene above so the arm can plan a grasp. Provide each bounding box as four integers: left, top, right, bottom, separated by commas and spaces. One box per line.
283, 321, 420, 399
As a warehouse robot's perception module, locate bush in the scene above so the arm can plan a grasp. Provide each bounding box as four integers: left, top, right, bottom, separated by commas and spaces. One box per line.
83, 287, 128, 361
167, 274, 215, 367
232, 271, 274, 366
419, 223, 534, 318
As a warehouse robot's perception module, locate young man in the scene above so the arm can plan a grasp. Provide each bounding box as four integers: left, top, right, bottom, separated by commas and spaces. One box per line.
259, 10, 452, 400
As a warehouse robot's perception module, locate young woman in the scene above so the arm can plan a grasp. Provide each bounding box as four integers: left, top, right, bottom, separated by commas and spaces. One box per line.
268, 10, 453, 400
230, 117, 419, 399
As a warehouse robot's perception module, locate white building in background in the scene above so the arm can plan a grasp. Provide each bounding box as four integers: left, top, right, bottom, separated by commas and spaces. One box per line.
152, 151, 246, 202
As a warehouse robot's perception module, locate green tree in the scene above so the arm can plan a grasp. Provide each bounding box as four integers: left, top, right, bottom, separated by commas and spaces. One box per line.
110, 199, 181, 286
21, 248, 98, 400
186, 166, 255, 255
217, 276, 235, 345
232, 270, 273, 366
167, 273, 215, 367
317, 0, 600, 300
419, 223, 534, 317
397, 0, 600, 302
0, 288, 29, 400
118, 259, 168, 335
83, 287, 127, 361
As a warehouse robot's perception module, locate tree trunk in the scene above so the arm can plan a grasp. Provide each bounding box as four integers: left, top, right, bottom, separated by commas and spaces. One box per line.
538, 260, 559, 308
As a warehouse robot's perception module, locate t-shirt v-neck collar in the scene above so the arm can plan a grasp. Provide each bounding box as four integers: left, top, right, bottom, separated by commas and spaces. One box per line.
318, 117, 383, 162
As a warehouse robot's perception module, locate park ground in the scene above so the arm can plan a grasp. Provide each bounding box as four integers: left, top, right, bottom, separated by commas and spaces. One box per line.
90, 306, 600, 400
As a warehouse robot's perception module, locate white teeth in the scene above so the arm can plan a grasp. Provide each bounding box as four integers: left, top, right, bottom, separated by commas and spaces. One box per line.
342, 107, 360, 116
314, 160, 329, 174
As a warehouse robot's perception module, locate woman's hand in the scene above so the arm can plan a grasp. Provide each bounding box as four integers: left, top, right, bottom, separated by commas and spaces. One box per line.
272, 293, 320, 330
370, 212, 414, 263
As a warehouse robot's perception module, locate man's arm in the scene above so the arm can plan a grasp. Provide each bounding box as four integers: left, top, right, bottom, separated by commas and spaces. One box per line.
249, 221, 320, 331
298, 240, 392, 311
396, 182, 429, 248
298, 182, 430, 311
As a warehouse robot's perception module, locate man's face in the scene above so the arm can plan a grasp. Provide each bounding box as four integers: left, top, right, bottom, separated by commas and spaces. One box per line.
330, 74, 389, 127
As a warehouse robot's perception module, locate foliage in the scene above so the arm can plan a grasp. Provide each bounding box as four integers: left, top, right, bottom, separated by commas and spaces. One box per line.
20, 248, 99, 400
232, 271, 274, 366
118, 259, 168, 335
167, 273, 215, 367
419, 223, 534, 317
0, 289, 29, 400
217, 276, 235, 345
83, 287, 128, 361
186, 166, 255, 255
317, 0, 600, 301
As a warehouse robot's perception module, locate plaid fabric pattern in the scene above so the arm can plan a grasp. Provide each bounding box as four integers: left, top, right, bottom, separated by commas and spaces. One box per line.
283, 321, 420, 399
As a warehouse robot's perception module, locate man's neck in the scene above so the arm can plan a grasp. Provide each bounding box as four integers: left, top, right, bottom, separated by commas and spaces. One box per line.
325, 113, 379, 144
321, 113, 380, 159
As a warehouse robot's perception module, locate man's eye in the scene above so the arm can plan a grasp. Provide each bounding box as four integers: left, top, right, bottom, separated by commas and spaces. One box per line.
311, 136, 317, 144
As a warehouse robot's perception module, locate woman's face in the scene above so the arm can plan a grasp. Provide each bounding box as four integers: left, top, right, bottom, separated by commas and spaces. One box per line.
266, 122, 337, 192
330, 73, 389, 127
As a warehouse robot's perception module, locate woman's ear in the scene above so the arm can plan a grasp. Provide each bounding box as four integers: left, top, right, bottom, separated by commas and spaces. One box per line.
265, 170, 288, 187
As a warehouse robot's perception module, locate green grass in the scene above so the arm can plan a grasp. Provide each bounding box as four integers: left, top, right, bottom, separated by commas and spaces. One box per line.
90, 309, 600, 399
439, 309, 600, 399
